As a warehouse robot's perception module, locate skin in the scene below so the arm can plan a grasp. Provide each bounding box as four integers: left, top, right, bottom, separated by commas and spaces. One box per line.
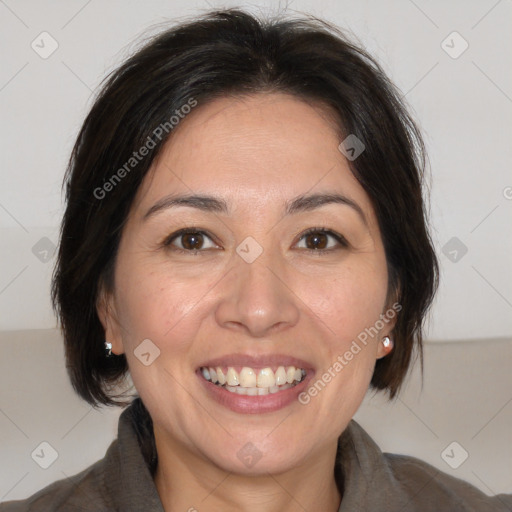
98, 92, 396, 512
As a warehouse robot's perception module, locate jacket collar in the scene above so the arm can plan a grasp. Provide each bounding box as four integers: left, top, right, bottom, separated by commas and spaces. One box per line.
101, 400, 164, 511
334, 418, 406, 510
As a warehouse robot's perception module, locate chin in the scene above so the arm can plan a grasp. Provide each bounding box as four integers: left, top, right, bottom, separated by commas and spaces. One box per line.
196, 432, 311, 477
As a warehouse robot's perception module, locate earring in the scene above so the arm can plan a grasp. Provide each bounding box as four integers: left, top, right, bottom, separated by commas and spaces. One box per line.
382, 336, 393, 350
105, 341, 112, 357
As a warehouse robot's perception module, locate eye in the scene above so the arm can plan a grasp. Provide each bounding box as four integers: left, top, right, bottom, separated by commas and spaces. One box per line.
164, 229, 219, 252
294, 228, 348, 251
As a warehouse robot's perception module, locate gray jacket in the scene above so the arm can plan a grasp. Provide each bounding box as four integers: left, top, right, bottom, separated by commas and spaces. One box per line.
1, 399, 510, 511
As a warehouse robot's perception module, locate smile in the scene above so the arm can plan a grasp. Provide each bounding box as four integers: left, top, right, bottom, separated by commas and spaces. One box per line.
200, 365, 307, 396
197, 354, 314, 413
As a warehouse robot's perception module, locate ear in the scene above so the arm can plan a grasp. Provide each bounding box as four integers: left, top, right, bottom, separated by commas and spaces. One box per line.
96, 283, 125, 356
376, 300, 400, 360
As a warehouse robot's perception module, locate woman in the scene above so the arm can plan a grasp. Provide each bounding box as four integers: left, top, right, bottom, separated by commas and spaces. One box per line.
1, 8, 510, 512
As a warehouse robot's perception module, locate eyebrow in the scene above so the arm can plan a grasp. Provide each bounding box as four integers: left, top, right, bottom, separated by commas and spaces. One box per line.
143, 194, 228, 220
285, 193, 367, 225
143, 192, 367, 225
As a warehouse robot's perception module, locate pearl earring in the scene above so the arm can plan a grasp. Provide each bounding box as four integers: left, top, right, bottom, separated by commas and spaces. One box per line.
105, 341, 112, 357
382, 336, 393, 349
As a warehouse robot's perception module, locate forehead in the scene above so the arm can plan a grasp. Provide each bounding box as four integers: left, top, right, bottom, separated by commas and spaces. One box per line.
133, 93, 374, 220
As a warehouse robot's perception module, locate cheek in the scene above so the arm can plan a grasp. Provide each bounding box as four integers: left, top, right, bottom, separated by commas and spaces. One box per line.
113, 260, 218, 352
308, 264, 388, 343
112, 262, 220, 406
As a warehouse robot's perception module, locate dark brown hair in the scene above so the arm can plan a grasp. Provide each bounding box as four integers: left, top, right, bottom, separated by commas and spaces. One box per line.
52, 8, 438, 408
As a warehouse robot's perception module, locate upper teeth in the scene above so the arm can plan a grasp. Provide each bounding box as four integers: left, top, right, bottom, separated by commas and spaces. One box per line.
201, 366, 306, 388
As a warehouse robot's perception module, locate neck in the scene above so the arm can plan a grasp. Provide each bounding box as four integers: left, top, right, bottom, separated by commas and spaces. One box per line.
153, 432, 342, 512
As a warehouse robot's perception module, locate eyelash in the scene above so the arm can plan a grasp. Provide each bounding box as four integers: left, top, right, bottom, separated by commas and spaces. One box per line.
162, 226, 349, 255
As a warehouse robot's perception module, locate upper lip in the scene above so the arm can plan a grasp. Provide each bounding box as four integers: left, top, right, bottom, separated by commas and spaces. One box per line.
198, 353, 315, 371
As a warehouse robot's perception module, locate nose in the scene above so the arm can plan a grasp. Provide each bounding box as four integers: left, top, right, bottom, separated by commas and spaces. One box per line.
215, 252, 300, 338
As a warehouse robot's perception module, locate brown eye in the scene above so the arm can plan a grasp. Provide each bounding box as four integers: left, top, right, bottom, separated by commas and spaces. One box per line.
295, 229, 347, 251
304, 232, 328, 249
181, 232, 204, 250
165, 229, 218, 252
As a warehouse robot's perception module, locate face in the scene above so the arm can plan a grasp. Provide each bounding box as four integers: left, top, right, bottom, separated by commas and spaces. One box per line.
100, 93, 395, 475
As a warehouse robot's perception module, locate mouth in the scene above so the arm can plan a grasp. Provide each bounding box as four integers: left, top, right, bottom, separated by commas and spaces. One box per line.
196, 354, 314, 414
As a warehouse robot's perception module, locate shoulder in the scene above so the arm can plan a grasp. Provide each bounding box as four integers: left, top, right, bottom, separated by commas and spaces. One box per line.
0, 452, 112, 512
384, 452, 512, 512
339, 420, 512, 512
0, 400, 159, 512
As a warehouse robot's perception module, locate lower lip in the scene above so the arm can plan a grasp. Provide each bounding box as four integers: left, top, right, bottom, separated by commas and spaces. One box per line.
197, 370, 314, 414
